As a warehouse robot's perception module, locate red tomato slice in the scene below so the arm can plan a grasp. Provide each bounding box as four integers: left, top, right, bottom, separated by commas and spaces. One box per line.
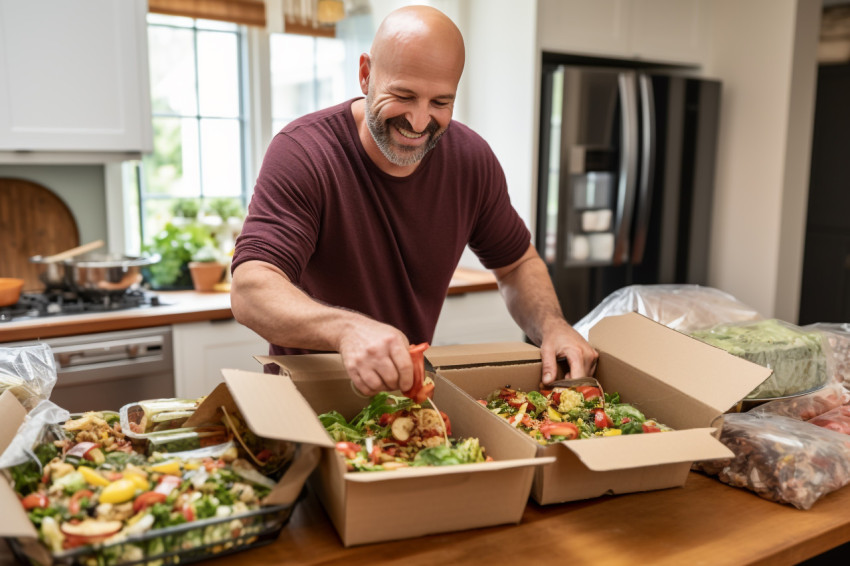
133, 491, 167, 513
154, 475, 182, 496
592, 409, 614, 429
69, 489, 94, 515
21, 492, 48, 510
575, 386, 602, 401
402, 342, 431, 402
539, 421, 579, 440
642, 423, 661, 433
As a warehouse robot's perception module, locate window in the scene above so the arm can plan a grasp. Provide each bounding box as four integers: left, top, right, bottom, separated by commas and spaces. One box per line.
269, 15, 371, 132
139, 14, 247, 244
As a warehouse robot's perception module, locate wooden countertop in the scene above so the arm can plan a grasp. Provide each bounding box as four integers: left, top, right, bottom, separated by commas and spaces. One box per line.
0, 268, 498, 343
2, 472, 844, 566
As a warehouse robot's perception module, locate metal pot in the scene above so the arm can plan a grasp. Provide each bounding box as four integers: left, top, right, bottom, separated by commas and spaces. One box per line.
62, 253, 160, 297
30, 240, 106, 290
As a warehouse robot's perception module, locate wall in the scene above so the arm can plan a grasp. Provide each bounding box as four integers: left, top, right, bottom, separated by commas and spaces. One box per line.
0, 164, 108, 247
702, 0, 821, 321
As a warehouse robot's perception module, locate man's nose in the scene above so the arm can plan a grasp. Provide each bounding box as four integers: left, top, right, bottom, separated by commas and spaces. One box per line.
405, 102, 432, 133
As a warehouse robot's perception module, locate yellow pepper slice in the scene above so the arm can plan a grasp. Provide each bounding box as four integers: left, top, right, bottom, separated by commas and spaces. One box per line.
124, 471, 150, 491
99, 479, 137, 504
79, 466, 110, 487
547, 406, 564, 422
150, 460, 181, 475
602, 429, 622, 437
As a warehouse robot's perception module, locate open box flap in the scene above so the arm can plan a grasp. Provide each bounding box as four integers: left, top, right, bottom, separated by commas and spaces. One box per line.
562, 428, 733, 471
0, 391, 38, 538
589, 313, 773, 414
426, 342, 541, 369
219, 368, 335, 448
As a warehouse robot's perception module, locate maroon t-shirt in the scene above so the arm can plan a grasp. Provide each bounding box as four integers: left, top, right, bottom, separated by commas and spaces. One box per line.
232, 98, 530, 355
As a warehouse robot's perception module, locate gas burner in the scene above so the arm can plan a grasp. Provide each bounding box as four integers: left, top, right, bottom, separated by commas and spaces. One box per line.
0, 289, 162, 323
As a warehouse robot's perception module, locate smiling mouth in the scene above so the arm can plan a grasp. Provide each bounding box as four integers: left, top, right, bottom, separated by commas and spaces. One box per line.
396, 126, 424, 140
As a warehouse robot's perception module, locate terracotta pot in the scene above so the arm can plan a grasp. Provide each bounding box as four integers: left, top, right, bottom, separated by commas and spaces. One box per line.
188, 262, 224, 292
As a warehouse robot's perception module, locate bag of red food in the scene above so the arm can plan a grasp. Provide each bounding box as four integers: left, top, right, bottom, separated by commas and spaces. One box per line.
748, 381, 848, 421
808, 405, 850, 435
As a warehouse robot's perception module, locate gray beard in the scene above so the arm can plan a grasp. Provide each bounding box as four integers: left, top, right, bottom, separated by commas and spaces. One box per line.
364, 93, 444, 168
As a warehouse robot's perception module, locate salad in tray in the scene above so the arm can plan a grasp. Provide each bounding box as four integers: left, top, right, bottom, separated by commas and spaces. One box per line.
481, 384, 671, 444
319, 342, 490, 472
319, 392, 490, 472
5, 400, 296, 564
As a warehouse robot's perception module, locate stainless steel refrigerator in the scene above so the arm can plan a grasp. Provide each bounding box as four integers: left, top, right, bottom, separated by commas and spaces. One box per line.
536, 63, 721, 323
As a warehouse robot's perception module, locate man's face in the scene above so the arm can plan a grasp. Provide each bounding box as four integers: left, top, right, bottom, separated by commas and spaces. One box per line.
360, 54, 459, 169
364, 88, 447, 168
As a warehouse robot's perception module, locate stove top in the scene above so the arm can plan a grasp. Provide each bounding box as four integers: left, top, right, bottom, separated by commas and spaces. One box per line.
0, 289, 163, 323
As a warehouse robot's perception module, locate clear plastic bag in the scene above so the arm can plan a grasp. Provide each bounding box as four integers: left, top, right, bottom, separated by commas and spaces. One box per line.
573, 284, 763, 339
803, 323, 850, 388
0, 344, 58, 411
808, 405, 850, 435
749, 381, 848, 420
690, 319, 829, 400
694, 412, 850, 510
0, 399, 69, 469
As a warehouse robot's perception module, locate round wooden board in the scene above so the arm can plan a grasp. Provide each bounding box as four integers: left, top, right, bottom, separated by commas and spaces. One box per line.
0, 178, 80, 292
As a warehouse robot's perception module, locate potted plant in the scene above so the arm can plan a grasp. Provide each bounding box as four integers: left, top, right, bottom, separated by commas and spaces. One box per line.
187, 243, 225, 292
142, 221, 217, 290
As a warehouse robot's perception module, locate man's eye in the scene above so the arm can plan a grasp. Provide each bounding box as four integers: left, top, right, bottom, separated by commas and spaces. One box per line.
432, 101, 451, 108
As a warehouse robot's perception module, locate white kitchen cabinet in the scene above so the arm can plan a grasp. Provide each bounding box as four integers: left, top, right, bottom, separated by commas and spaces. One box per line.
172, 319, 269, 399
0, 0, 152, 158
433, 291, 525, 346
538, 0, 709, 66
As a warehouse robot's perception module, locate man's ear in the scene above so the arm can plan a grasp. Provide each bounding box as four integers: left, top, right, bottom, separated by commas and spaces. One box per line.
358, 53, 371, 95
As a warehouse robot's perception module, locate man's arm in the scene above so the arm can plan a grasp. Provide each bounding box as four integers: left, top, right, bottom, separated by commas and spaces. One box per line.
230, 260, 415, 395
492, 244, 598, 384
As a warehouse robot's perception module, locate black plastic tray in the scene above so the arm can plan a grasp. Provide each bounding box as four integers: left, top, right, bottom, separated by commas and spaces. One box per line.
6, 498, 300, 566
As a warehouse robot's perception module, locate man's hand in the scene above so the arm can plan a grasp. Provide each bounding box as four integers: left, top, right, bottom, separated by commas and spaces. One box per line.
337, 320, 415, 397
492, 244, 599, 385
539, 321, 598, 385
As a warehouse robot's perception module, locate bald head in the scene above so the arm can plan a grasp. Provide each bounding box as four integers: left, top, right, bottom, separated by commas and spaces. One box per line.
370, 5, 465, 84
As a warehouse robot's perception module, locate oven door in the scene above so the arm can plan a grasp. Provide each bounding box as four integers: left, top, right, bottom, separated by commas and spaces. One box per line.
5, 326, 174, 412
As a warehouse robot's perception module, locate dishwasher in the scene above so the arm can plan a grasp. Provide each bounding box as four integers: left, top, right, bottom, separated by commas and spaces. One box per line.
4, 326, 175, 413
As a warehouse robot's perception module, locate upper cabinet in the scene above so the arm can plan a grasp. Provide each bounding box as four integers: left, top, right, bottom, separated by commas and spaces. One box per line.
538, 0, 709, 66
0, 0, 152, 161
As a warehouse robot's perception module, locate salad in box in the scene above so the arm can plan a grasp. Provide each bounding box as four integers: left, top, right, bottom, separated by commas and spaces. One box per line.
0, 391, 313, 566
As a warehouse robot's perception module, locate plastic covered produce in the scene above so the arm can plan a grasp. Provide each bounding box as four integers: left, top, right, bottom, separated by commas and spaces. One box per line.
0, 344, 58, 411
748, 381, 848, 420
694, 412, 850, 510
690, 319, 828, 399
808, 405, 850, 435
573, 285, 763, 339
803, 323, 850, 387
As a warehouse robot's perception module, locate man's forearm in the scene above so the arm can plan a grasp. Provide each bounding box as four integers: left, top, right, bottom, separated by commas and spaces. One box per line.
230, 260, 363, 352
495, 253, 569, 345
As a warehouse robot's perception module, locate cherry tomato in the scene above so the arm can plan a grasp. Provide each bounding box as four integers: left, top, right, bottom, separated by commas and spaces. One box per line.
255, 449, 272, 462
642, 423, 661, 433
154, 474, 182, 496
592, 409, 614, 429
181, 503, 195, 522
133, 491, 167, 513
21, 492, 48, 510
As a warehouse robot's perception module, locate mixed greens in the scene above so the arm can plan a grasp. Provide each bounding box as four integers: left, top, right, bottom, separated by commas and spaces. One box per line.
319, 392, 489, 472
481, 385, 671, 444
7, 405, 293, 564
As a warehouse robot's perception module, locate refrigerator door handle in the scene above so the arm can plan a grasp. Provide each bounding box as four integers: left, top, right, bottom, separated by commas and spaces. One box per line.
613, 72, 639, 265
632, 73, 657, 264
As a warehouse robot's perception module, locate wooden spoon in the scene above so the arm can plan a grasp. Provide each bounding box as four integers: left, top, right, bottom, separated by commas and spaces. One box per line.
38, 240, 105, 263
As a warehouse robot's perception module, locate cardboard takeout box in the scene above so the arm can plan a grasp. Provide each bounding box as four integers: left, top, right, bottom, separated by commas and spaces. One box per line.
427, 312, 773, 505
257, 354, 551, 547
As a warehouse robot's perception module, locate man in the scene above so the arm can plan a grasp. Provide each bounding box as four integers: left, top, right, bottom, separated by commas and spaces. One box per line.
231, 5, 597, 396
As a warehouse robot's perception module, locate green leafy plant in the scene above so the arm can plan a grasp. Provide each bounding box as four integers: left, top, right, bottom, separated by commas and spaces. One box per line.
204, 197, 244, 221
142, 222, 217, 289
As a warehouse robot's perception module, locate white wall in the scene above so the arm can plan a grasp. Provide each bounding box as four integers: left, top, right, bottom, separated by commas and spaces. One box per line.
703, 0, 821, 320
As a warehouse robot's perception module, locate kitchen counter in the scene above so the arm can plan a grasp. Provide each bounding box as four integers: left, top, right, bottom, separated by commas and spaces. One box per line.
0, 268, 498, 343
1, 472, 844, 566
